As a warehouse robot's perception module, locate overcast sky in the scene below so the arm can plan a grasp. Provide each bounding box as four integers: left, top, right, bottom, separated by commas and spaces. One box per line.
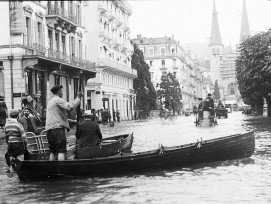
129, 0, 271, 46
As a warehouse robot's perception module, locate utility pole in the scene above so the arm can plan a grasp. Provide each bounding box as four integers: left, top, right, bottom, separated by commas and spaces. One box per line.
8, 2, 14, 108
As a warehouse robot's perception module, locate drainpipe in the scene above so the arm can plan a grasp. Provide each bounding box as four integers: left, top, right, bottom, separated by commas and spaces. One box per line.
8, 2, 14, 108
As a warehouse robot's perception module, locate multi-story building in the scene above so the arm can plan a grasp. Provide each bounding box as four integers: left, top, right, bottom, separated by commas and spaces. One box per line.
83, 1, 136, 121
131, 35, 204, 110
0, 1, 96, 110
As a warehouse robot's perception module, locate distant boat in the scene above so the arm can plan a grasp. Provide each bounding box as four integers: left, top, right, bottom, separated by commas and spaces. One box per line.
13, 131, 255, 181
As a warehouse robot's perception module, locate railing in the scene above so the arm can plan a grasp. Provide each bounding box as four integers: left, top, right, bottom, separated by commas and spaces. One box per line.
24, 43, 95, 70
47, 4, 77, 25
98, 58, 137, 76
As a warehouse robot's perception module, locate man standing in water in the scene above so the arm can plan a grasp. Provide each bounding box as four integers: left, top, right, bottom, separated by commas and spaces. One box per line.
46, 85, 83, 161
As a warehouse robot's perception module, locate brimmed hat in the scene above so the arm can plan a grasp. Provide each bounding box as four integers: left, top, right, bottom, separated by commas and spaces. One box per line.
198, 98, 202, 100
10, 109, 19, 117
207, 93, 212, 96
51, 85, 63, 94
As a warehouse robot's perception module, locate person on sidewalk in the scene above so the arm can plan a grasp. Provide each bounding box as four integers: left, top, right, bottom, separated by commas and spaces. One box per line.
46, 85, 83, 161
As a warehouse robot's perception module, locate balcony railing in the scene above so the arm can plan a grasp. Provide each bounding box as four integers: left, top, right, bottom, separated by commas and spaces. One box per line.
24, 43, 95, 70
98, 58, 137, 76
47, 4, 77, 25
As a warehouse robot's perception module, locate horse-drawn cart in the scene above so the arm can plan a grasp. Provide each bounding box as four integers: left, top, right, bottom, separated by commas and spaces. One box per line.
215, 108, 228, 119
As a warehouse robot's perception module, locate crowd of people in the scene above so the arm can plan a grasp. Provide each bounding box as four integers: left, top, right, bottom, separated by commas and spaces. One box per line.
2, 85, 119, 171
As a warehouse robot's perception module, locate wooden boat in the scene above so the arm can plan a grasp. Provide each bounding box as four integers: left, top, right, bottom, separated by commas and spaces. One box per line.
23, 133, 133, 160
13, 131, 255, 180
195, 111, 217, 127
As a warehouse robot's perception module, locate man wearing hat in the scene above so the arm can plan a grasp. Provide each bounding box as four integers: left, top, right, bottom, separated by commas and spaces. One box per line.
205, 93, 215, 116
46, 85, 83, 161
4, 109, 27, 171
18, 107, 39, 134
77, 112, 103, 148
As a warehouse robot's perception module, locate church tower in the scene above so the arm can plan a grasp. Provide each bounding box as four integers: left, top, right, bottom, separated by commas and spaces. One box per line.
209, 0, 223, 87
240, 0, 251, 42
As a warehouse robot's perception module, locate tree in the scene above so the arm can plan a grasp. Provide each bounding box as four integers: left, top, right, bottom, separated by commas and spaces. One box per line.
157, 72, 182, 114
132, 44, 157, 119
213, 80, 220, 101
236, 29, 271, 116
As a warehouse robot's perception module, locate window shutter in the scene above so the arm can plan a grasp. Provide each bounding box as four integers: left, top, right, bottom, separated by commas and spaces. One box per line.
42, 24, 45, 48
34, 21, 38, 45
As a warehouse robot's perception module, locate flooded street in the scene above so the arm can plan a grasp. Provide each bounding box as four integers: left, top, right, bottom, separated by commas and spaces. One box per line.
1, 111, 271, 203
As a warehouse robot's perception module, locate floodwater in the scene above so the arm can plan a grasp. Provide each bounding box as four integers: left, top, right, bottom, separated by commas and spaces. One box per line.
0, 112, 271, 204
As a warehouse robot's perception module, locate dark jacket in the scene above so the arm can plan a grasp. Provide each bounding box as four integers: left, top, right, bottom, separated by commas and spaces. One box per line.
77, 120, 103, 148
18, 116, 38, 134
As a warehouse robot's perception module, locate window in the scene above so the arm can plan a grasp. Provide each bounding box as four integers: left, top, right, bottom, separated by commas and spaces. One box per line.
78, 39, 82, 58
173, 59, 176, 66
25, 17, 31, 45
61, 35, 66, 54
150, 72, 154, 79
48, 29, 53, 49
161, 48, 166, 56
149, 48, 154, 56
150, 60, 153, 67
76, 4, 81, 25
161, 60, 165, 66
172, 49, 175, 55
37, 22, 42, 45
173, 72, 176, 78
55, 32, 60, 51
70, 36, 75, 56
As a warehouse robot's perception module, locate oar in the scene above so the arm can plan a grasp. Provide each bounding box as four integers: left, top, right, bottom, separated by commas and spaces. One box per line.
75, 71, 83, 139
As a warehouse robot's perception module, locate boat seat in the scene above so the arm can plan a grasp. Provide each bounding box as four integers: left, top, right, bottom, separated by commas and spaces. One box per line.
26, 132, 50, 154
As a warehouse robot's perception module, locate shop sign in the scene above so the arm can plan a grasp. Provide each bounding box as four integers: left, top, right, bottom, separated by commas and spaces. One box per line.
10, 2, 24, 35
13, 93, 22, 97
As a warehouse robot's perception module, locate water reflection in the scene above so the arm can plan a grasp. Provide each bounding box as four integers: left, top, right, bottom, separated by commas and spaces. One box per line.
0, 112, 271, 203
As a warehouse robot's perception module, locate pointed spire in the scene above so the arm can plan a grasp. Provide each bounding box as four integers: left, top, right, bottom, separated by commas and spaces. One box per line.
209, 0, 223, 46
240, 0, 250, 42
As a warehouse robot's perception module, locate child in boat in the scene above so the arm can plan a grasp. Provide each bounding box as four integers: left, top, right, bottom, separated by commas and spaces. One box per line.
4, 109, 27, 172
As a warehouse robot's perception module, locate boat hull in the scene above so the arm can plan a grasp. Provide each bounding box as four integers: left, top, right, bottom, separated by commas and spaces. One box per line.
15, 132, 255, 180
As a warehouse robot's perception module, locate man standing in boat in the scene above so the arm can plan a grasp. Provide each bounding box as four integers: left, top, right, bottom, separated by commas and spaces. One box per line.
77, 112, 103, 148
46, 85, 83, 161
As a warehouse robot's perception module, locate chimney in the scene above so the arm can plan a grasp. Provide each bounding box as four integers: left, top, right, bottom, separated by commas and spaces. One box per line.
137, 34, 142, 39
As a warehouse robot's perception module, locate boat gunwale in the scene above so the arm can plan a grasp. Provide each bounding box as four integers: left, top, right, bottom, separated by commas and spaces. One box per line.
21, 131, 254, 164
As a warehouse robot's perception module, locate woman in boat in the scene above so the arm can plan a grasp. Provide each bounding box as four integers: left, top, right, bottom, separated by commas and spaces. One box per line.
77, 112, 103, 148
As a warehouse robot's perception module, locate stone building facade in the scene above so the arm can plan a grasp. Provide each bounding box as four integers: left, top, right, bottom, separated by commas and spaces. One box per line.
83, 1, 136, 121
0, 1, 96, 111
131, 35, 204, 110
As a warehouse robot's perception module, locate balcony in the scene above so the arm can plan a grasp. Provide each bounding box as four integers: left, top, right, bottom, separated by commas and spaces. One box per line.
98, 58, 137, 78
46, 4, 78, 33
115, 0, 132, 16
160, 65, 167, 71
114, 18, 123, 27
122, 23, 130, 32
107, 12, 115, 22
111, 40, 120, 49
24, 43, 95, 71
98, 4, 107, 15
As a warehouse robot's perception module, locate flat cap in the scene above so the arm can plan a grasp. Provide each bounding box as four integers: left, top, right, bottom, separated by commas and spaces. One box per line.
51, 85, 63, 94
10, 109, 19, 117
